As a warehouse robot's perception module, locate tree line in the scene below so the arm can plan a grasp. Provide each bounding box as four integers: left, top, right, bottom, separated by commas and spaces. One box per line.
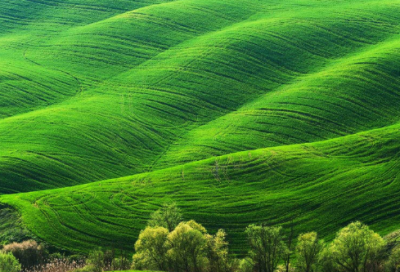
131, 203, 400, 272
1, 203, 400, 272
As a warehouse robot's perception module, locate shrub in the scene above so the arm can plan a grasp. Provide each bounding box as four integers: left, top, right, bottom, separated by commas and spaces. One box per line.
111, 256, 131, 270
86, 249, 104, 272
49, 252, 63, 261
68, 255, 85, 263
26, 258, 85, 272
0, 252, 21, 272
3, 240, 48, 270
72, 264, 97, 272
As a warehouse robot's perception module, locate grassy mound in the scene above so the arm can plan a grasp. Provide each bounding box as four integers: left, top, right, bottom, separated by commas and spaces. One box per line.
3, 123, 400, 253
1, 0, 400, 255
1, 0, 400, 193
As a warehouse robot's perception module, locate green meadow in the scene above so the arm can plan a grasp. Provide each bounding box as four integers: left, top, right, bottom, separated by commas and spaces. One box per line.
1, 0, 400, 255
3, 123, 400, 254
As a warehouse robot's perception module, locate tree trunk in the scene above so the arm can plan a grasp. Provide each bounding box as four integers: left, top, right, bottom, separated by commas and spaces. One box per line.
285, 218, 295, 272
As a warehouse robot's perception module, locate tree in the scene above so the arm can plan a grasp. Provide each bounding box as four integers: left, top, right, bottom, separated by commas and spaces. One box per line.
238, 258, 255, 272
167, 220, 208, 272
132, 226, 169, 271
111, 256, 131, 270
103, 249, 114, 268
245, 224, 288, 272
148, 203, 183, 232
386, 248, 400, 272
0, 252, 21, 272
328, 221, 386, 272
86, 249, 104, 272
385, 247, 400, 272
296, 232, 324, 272
205, 229, 231, 272
285, 218, 295, 272
319, 246, 339, 272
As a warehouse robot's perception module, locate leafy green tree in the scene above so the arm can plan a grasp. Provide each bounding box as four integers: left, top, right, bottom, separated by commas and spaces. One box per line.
328, 221, 386, 272
245, 224, 288, 272
205, 229, 231, 272
148, 203, 183, 231
132, 226, 169, 271
167, 220, 208, 272
86, 249, 104, 272
385, 247, 400, 272
111, 256, 131, 270
134, 215, 236, 272
0, 252, 21, 272
319, 246, 339, 272
103, 249, 114, 268
296, 232, 324, 272
238, 258, 255, 272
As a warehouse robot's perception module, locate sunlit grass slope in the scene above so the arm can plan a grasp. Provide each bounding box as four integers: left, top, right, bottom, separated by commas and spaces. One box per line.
2, 0, 400, 193
2, 0, 400, 256
3, 123, 400, 253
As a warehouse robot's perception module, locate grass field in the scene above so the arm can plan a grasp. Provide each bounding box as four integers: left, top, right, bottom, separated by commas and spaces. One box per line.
1, 0, 400, 255
3, 123, 400, 254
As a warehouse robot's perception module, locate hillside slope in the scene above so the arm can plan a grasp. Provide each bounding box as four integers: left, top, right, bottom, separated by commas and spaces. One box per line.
1, 0, 400, 193
1, 0, 400, 255
2, 123, 400, 253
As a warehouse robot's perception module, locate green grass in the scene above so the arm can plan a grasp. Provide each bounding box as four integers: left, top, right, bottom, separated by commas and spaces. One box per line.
0, 204, 30, 244
3, 123, 400, 254
1, 0, 400, 255
1, 0, 400, 193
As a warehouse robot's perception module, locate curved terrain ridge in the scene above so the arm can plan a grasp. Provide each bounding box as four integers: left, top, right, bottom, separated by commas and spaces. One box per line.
2, 123, 400, 253
1, 0, 400, 253
1, 0, 400, 192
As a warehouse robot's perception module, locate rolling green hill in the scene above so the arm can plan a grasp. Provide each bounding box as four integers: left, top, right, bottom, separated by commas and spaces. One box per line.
3, 123, 400, 254
1, 0, 400, 254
